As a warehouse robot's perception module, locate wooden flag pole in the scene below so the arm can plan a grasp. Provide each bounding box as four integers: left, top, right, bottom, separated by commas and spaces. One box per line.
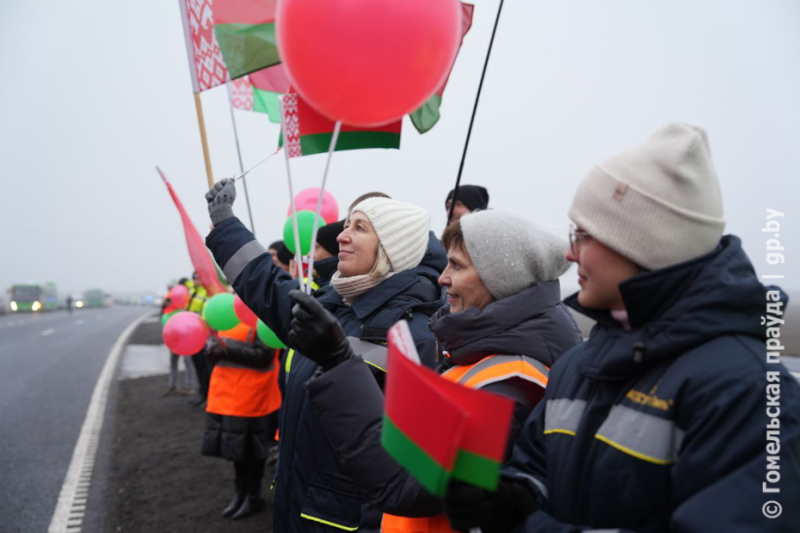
193, 92, 215, 189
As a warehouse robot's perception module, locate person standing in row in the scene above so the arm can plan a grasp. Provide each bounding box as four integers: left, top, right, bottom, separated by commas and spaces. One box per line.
444, 123, 800, 532
204, 183, 445, 532
202, 323, 281, 521
444, 184, 489, 224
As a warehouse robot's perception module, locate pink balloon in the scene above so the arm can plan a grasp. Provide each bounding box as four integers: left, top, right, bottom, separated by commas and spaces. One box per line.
168, 285, 190, 309
233, 294, 258, 327
163, 312, 209, 356
288, 188, 339, 224
277, 0, 462, 127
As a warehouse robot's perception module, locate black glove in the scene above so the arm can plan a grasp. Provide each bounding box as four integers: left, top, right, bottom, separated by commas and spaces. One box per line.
206, 337, 225, 365
205, 178, 236, 226
288, 290, 354, 370
444, 479, 538, 533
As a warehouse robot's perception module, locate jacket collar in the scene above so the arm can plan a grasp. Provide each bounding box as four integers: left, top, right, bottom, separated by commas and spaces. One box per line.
564, 236, 779, 379
318, 269, 440, 320
430, 280, 569, 366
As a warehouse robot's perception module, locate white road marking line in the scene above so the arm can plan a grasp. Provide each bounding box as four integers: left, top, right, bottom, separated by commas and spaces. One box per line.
792, 372, 800, 382
47, 311, 155, 533
41, 329, 55, 337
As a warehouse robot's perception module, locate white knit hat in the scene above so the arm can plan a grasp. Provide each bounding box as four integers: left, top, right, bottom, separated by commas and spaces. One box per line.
351, 197, 431, 273
569, 123, 726, 270
460, 210, 570, 300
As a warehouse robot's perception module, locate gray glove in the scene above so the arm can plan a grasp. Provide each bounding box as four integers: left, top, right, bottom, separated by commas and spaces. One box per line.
206, 178, 236, 226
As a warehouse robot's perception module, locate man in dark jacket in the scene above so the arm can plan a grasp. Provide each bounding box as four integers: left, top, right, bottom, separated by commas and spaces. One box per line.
445, 184, 489, 224
205, 186, 446, 532
444, 123, 800, 532
310, 219, 344, 288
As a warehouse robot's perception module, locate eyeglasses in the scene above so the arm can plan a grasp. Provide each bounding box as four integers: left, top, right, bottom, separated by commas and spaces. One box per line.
569, 224, 591, 256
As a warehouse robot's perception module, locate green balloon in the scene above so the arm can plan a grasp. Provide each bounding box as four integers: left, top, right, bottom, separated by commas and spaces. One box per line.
203, 293, 239, 331
161, 310, 178, 327
283, 210, 326, 256
257, 319, 286, 349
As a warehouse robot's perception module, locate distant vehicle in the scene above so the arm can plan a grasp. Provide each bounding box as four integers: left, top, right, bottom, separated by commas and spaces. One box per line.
9, 283, 58, 312
82, 288, 110, 308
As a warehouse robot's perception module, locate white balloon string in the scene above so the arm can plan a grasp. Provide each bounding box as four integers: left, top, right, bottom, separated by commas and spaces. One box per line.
279, 96, 305, 293
234, 148, 280, 181
305, 120, 342, 295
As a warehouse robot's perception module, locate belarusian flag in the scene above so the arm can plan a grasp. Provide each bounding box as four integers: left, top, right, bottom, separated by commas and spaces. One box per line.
281, 91, 401, 158
179, 0, 279, 92
229, 64, 290, 123
409, 3, 475, 134
381, 322, 514, 495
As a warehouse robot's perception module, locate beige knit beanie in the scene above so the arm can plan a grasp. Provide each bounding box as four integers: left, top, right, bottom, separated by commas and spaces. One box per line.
351, 197, 431, 273
569, 123, 726, 270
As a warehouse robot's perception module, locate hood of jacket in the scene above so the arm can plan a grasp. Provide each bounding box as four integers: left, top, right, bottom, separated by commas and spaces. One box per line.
430, 280, 583, 367
564, 235, 786, 379
418, 231, 447, 279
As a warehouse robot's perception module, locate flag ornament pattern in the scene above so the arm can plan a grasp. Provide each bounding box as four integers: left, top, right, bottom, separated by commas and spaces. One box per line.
381, 321, 515, 496
180, 0, 279, 93
229, 67, 286, 123
280, 90, 402, 159
229, 77, 254, 110
180, 0, 229, 92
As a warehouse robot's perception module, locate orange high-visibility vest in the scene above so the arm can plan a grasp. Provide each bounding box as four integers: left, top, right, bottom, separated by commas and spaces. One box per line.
382, 354, 549, 533
206, 323, 282, 418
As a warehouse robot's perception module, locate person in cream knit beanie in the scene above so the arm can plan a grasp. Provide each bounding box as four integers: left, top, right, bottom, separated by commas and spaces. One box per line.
350, 197, 431, 273
569, 122, 726, 270
460, 210, 570, 300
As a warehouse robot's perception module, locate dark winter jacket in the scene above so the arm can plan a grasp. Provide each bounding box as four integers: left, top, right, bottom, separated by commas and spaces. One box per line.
503, 236, 800, 532
202, 337, 276, 463
206, 217, 446, 533
305, 280, 583, 519
433, 280, 582, 425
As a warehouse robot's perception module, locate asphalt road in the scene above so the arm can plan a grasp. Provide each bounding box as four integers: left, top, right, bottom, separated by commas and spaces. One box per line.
0, 306, 151, 533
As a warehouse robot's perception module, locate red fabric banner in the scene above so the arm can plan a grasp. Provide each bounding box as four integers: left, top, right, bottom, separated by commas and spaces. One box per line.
157, 167, 225, 296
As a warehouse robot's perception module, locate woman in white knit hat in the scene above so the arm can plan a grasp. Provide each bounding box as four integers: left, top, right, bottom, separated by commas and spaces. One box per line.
443, 123, 800, 533
204, 186, 446, 532
290, 210, 583, 533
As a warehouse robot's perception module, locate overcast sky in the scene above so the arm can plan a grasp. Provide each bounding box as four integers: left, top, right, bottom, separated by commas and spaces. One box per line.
1, 0, 798, 299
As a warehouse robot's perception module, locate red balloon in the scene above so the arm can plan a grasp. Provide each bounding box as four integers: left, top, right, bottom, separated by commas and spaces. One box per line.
277, 0, 462, 127
233, 294, 259, 327
288, 188, 339, 224
163, 303, 178, 315
163, 312, 209, 356
168, 285, 190, 309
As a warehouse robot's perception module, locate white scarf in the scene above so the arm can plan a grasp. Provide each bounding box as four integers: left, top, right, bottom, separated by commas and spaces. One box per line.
330, 271, 394, 305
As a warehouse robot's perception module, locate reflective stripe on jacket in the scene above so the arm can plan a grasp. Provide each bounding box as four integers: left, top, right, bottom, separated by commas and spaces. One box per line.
442, 354, 549, 390
383, 355, 549, 533
206, 324, 281, 417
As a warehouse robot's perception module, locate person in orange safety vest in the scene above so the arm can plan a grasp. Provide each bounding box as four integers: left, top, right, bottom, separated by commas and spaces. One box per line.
201, 322, 281, 521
